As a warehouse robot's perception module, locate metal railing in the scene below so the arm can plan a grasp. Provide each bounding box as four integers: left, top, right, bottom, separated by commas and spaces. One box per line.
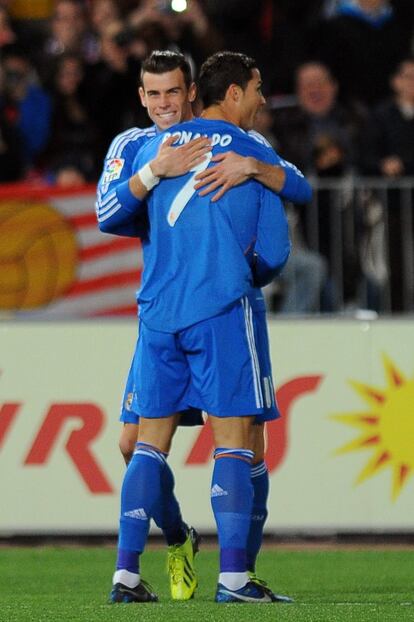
271, 177, 414, 315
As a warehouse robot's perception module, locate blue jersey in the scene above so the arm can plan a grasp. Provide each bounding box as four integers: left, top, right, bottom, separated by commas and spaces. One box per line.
95, 121, 312, 320
95, 125, 312, 237
133, 118, 290, 333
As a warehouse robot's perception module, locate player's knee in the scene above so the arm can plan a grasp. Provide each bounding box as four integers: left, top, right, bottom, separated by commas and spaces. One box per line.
119, 438, 134, 463
250, 423, 265, 463
209, 414, 253, 449
119, 424, 139, 464
252, 447, 265, 464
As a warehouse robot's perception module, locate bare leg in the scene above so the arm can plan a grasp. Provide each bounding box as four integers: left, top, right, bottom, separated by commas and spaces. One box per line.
209, 414, 254, 449
249, 422, 265, 464
119, 423, 139, 465
138, 413, 180, 453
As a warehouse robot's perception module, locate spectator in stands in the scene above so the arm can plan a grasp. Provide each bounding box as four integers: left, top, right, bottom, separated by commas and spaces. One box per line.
264, 203, 328, 314
0, 62, 24, 181
0, 45, 51, 171
312, 0, 412, 107
0, 6, 16, 50
252, 100, 328, 315
90, 0, 121, 35
361, 57, 414, 311
38, 53, 99, 185
127, 0, 220, 71
361, 57, 414, 178
5, 0, 53, 55
124, 7, 176, 62
87, 2, 219, 144
252, 104, 278, 149
36, 0, 97, 82
274, 61, 365, 310
203, 0, 305, 94
273, 61, 363, 176
87, 19, 146, 157
89, 0, 121, 59
271, 0, 335, 25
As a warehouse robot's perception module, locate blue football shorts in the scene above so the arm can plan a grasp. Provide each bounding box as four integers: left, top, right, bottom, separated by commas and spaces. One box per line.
128, 296, 279, 421
119, 350, 204, 426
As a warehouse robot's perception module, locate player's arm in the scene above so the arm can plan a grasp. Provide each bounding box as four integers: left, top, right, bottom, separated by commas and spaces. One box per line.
97, 136, 211, 235
194, 149, 312, 204
257, 156, 313, 204
128, 135, 211, 197
96, 134, 147, 236
251, 187, 291, 288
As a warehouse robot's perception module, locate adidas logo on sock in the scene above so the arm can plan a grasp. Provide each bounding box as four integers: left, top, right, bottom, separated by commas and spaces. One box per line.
211, 484, 228, 497
124, 508, 148, 520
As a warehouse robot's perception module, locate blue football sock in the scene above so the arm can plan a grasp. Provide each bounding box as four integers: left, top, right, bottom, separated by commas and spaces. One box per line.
247, 460, 269, 572
116, 548, 140, 574
117, 442, 167, 572
211, 448, 254, 574
155, 459, 187, 546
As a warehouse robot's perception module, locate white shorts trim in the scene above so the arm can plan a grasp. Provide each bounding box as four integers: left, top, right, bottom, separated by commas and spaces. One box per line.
241, 296, 264, 409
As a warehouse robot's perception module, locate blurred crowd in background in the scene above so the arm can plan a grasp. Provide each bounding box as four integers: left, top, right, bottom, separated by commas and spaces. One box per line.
1, 0, 414, 314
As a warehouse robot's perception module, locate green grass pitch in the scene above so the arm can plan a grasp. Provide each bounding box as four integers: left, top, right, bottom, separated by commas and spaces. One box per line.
0, 546, 413, 621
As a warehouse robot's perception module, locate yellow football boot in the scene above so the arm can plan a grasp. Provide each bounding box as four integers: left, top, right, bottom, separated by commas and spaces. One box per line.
167, 526, 200, 600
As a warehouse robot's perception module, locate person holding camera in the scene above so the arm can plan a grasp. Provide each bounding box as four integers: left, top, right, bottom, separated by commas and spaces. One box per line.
0, 45, 51, 173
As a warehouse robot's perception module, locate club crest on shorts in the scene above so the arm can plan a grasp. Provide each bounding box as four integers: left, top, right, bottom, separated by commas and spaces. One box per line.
124, 392, 133, 411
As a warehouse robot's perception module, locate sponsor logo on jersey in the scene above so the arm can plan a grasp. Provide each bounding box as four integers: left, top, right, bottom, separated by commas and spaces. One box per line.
102, 158, 125, 184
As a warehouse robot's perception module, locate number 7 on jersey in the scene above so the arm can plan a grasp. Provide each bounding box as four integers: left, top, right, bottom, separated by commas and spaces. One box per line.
167, 152, 212, 227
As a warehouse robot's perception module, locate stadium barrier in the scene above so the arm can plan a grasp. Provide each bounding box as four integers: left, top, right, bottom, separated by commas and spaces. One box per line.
296, 176, 414, 313
1, 318, 413, 535
1, 178, 414, 318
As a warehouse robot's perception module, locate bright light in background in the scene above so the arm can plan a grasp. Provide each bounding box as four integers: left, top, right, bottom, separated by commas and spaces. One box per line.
171, 0, 187, 12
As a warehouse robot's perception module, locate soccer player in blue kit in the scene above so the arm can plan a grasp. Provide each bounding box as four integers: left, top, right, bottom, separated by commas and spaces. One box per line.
96, 51, 312, 603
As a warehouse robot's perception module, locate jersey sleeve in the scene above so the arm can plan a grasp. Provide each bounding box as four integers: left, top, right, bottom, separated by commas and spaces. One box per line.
274, 153, 313, 205
248, 130, 312, 204
252, 185, 291, 288
95, 135, 147, 236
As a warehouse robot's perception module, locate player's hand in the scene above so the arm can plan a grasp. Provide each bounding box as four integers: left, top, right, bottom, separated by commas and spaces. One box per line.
151, 135, 211, 178
194, 152, 255, 202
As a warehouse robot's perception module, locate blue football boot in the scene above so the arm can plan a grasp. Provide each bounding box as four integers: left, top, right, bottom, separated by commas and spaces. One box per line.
215, 580, 273, 603
110, 579, 158, 603
248, 572, 294, 603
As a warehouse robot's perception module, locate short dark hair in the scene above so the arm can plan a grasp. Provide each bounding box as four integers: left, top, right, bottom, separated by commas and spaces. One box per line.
198, 51, 256, 108
394, 56, 414, 75
141, 50, 192, 89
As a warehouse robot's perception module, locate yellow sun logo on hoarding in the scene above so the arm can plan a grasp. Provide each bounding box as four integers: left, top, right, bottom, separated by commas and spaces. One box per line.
331, 354, 414, 500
